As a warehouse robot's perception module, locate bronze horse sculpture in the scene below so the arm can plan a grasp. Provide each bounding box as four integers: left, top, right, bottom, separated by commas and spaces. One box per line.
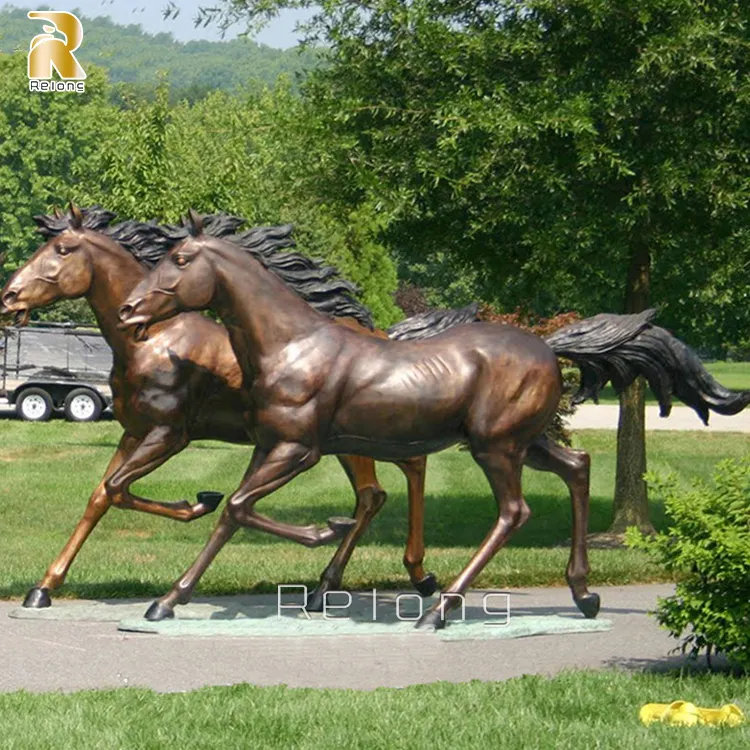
119, 210, 750, 629
1, 205, 482, 609
1, 205, 651, 617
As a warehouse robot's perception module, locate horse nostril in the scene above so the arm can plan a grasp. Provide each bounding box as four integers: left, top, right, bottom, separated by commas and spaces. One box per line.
2, 290, 18, 307
118, 302, 136, 321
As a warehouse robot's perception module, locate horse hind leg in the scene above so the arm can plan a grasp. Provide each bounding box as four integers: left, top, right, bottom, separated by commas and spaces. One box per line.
307, 455, 388, 612
417, 443, 528, 630
397, 456, 437, 597
525, 435, 600, 619
308, 455, 434, 612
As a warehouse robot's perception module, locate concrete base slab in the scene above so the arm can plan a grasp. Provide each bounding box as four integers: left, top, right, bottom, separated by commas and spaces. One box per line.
13, 592, 610, 641
118, 614, 612, 640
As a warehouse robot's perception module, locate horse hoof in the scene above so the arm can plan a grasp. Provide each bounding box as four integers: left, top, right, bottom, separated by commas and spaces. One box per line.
144, 601, 175, 621
327, 516, 357, 537
196, 490, 224, 512
23, 587, 51, 609
575, 592, 601, 619
415, 573, 438, 598
415, 609, 445, 631
306, 587, 325, 612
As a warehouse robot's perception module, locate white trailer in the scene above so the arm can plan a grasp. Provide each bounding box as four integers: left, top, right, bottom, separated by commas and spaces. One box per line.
1, 323, 112, 422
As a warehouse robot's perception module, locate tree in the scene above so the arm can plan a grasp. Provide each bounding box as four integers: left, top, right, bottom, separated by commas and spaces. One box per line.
201, 0, 750, 531
0, 6, 318, 96
0, 53, 110, 283
72, 81, 402, 326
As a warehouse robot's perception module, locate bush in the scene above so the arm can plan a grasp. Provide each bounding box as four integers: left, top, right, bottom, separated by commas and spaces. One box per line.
393, 283, 431, 317
627, 459, 750, 669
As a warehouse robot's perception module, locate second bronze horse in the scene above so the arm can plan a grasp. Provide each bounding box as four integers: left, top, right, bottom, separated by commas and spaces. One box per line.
1, 206, 473, 609
119, 210, 750, 628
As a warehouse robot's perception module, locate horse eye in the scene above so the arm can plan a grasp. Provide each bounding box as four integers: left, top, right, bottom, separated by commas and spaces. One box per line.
175, 255, 189, 267
56, 245, 70, 256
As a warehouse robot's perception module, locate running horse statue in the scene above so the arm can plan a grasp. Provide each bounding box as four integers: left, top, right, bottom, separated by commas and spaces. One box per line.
0, 205, 479, 609
3, 206, 652, 618
119, 209, 750, 629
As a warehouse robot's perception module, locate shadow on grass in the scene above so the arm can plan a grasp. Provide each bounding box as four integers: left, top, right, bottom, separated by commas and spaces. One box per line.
603, 654, 747, 677
233, 490, 667, 549
0, 580, 168, 601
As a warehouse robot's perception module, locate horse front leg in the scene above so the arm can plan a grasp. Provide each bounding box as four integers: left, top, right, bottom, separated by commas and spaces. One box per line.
227, 443, 356, 544
307, 455, 388, 612
145, 442, 355, 620
24, 432, 135, 608
417, 443, 529, 630
103, 425, 225, 521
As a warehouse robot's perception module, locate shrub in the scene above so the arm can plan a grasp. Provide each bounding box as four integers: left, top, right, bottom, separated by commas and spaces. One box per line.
627, 459, 750, 669
393, 283, 431, 317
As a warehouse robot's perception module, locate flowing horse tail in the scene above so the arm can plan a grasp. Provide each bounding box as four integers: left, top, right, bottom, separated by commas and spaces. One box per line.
545, 309, 750, 424
386, 303, 481, 341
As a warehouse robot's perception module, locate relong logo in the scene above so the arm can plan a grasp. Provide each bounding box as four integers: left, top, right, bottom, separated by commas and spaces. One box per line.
27, 11, 86, 92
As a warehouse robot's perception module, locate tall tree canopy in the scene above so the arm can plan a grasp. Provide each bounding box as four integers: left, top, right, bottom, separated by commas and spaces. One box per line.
203, 0, 750, 351
0, 51, 400, 327
203, 0, 750, 531
0, 53, 111, 271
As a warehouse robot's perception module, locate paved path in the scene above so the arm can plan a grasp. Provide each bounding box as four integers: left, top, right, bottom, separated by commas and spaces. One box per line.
569, 404, 750, 432
4, 402, 749, 431
0, 584, 693, 694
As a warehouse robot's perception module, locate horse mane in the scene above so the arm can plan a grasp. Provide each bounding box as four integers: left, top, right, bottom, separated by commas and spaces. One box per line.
106, 214, 247, 268
33, 205, 117, 237
224, 227, 375, 329
34, 206, 374, 330
120, 213, 374, 329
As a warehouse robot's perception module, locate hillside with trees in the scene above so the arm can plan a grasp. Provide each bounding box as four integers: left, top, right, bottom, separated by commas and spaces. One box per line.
0, 5, 317, 99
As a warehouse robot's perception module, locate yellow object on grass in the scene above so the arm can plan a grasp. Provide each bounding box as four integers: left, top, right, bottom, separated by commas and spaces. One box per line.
639, 701, 745, 727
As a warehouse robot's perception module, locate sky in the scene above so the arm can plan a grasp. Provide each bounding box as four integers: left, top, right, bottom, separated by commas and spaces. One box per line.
4, 0, 313, 48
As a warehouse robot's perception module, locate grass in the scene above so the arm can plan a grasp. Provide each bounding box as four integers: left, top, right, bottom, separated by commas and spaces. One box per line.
1, 422, 749, 599
0, 670, 748, 749
588, 361, 750, 404
2, 423, 749, 743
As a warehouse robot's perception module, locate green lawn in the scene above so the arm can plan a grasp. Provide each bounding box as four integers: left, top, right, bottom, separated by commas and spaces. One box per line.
583, 361, 750, 405
1, 421, 749, 599
0, 671, 748, 749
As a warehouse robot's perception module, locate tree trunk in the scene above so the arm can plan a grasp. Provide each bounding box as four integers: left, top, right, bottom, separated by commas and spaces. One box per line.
609, 239, 655, 534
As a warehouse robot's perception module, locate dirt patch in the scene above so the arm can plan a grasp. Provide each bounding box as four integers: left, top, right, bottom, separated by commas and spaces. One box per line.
132, 554, 158, 563
0, 446, 95, 462
114, 529, 154, 540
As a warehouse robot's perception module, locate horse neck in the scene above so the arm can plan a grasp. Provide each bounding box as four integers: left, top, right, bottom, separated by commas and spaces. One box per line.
213, 248, 329, 367
83, 235, 147, 360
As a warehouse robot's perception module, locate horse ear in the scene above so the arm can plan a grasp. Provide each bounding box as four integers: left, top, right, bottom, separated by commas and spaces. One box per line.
69, 201, 83, 229
187, 208, 204, 236
53, 206, 64, 219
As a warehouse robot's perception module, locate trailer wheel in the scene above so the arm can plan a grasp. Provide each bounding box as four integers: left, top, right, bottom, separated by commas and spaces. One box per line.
17, 388, 54, 422
64, 388, 103, 423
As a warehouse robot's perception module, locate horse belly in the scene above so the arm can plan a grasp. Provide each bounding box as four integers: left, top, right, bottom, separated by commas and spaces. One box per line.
324, 377, 468, 459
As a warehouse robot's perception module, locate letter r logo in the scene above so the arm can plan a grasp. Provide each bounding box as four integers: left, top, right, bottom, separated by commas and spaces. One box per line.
28, 11, 87, 81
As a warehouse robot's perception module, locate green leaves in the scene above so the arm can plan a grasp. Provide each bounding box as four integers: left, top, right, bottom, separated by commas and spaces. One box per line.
628, 459, 750, 668
0, 54, 110, 283
204, 0, 750, 349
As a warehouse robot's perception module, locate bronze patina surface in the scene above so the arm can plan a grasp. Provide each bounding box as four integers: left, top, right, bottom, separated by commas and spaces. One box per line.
0, 205, 450, 609
120, 210, 750, 628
